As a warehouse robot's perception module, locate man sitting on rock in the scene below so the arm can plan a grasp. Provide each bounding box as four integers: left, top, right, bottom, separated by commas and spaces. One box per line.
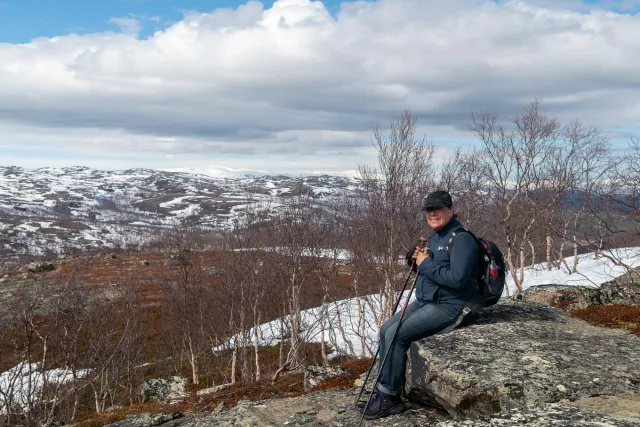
360, 190, 485, 420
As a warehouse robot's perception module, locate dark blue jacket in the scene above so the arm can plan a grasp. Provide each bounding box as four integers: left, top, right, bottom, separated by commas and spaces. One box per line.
414, 218, 481, 307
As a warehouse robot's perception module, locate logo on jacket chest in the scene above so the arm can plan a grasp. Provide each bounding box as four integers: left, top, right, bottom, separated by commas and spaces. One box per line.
437, 245, 449, 252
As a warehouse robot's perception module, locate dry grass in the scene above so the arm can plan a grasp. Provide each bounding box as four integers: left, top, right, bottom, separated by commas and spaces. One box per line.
309, 357, 374, 392
571, 304, 640, 337
194, 373, 306, 413
74, 402, 162, 427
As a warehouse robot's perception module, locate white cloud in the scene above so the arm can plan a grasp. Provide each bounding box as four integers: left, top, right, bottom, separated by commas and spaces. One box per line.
0, 0, 639, 174
108, 17, 142, 35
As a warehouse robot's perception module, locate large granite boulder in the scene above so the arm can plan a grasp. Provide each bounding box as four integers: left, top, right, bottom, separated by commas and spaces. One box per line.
601, 270, 640, 305
521, 284, 602, 310
435, 400, 640, 426
25, 261, 55, 273
105, 412, 183, 427
405, 299, 640, 419
522, 269, 640, 309
140, 376, 188, 403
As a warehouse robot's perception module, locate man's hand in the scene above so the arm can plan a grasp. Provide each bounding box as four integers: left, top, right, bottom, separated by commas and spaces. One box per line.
414, 246, 430, 266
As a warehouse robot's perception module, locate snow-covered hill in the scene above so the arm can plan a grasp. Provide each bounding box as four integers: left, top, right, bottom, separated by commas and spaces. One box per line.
0, 166, 357, 257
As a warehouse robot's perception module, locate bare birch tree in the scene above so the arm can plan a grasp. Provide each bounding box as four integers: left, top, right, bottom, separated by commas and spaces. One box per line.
356, 109, 435, 322
553, 121, 612, 271
583, 137, 640, 273
269, 195, 324, 382
438, 147, 490, 234
159, 223, 214, 386
472, 99, 584, 295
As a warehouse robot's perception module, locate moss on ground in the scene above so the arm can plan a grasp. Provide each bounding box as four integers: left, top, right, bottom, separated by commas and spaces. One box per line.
571, 304, 640, 337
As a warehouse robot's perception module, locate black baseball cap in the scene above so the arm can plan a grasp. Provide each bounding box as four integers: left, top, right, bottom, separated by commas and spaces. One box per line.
421, 190, 453, 211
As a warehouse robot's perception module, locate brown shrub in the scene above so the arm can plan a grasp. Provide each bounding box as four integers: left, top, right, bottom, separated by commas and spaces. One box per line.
194, 373, 306, 414
74, 403, 161, 427
310, 357, 374, 392
571, 304, 640, 337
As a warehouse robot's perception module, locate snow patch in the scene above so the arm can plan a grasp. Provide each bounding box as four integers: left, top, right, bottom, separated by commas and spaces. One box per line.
220, 249, 640, 359
0, 362, 91, 414
505, 247, 640, 295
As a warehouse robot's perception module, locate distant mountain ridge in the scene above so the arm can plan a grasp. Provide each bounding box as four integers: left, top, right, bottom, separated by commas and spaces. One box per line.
0, 166, 356, 258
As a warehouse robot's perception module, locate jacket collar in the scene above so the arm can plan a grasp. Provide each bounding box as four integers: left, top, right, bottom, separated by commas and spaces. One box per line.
434, 217, 461, 238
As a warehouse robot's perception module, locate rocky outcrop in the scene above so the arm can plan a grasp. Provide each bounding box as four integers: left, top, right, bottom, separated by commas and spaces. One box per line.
25, 261, 55, 273
195, 383, 232, 396
105, 412, 184, 427
303, 365, 347, 391
405, 299, 640, 419
140, 377, 188, 403
522, 269, 640, 309
435, 399, 640, 426
105, 390, 449, 427
601, 270, 640, 305
105, 390, 640, 426
521, 284, 602, 309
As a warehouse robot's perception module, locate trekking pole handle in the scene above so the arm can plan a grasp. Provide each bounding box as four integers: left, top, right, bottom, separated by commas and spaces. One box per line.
409, 237, 428, 264
414, 237, 428, 259
418, 237, 428, 248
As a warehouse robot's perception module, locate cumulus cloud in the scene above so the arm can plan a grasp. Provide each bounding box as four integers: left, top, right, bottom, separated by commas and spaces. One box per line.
108, 17, 142, 35
0, 0, 639, 173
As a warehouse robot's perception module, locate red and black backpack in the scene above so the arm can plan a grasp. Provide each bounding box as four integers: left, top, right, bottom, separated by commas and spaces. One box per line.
448, 227, 506, 307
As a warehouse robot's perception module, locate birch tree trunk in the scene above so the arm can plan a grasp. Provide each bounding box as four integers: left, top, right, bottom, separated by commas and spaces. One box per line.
253, 309, 261, 381
319, 300, 329, 367
546, 233, 552, 271
572, 235, 579, 273
506, 247, 523, 296
231, 340, 238, 385
529, 240, 536, 268
518, 246, 526, 289
570, 213, 579, 272
189, 340, 199, 385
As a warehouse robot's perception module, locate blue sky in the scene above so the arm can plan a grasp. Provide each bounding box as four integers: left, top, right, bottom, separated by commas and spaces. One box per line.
1, 0, 639, 44
0, 0, 356, 43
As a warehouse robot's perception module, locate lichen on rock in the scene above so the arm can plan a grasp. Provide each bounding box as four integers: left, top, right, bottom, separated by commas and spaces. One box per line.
405, 299, 640, 419
140, 376, 189, 403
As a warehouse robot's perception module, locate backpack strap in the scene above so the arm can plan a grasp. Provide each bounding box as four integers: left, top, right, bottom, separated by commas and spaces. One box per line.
447, 227, 475, 257
447, 227, 484, 294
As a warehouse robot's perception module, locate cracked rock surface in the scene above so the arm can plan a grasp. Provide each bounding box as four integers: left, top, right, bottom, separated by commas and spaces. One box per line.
105, 390, 640, 427
406, 299, 640, 419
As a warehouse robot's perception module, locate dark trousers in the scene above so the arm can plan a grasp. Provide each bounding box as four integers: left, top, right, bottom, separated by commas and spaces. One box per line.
376, 299, 470, 396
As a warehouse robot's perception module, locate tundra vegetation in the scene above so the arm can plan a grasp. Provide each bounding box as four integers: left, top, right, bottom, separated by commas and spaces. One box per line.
0, 100, 639, 426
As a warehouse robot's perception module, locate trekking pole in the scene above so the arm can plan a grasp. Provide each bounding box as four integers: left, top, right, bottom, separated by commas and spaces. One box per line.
354, 237, 428, 414
352, 266, 413, 408
356, 242, 424, 426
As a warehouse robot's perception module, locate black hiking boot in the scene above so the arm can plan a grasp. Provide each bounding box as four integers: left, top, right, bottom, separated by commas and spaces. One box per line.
356, 390, 377, 411
361, 390, 404, 420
